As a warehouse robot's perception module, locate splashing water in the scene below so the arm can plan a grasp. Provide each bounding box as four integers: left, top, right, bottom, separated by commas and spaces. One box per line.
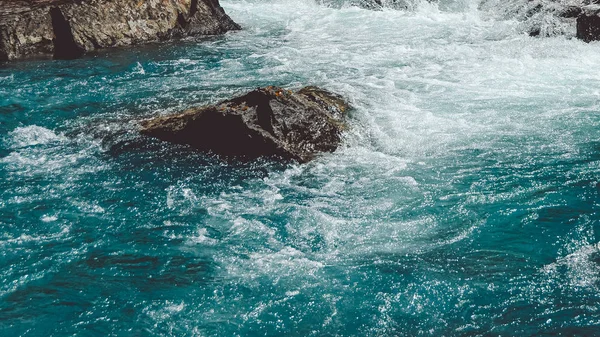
1, 0, 600, 335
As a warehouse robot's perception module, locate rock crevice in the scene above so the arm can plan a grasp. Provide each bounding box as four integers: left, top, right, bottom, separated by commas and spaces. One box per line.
49, 7, 84, 59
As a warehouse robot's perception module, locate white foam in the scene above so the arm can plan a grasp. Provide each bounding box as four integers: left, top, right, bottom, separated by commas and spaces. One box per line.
544, 242, 600, 289
40, 215, 58, 223
6, 125, 66, 148
132, 62, 146, 75
186, 228, 219, 246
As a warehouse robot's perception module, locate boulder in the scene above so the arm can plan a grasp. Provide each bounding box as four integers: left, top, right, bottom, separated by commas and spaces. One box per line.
577, 5, 600, 42
0, 0, 240, 61
140, 86, 350, 163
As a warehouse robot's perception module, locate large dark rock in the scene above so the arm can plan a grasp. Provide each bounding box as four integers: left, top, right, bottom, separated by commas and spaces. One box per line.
140, 86, 351, 163
0, 0, 240, 61
577, 5, 600, 42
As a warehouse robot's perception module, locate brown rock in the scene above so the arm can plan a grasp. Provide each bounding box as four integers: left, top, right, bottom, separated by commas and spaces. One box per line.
0, 0, 240, 61
140, 86, 351, 163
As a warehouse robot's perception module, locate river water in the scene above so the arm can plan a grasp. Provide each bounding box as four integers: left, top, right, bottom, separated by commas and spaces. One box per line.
1, 0, 600, 335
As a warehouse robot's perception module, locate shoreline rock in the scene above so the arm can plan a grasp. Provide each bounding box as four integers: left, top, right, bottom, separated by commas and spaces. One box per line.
0, 0, 240, 61
141, 86, 351, 163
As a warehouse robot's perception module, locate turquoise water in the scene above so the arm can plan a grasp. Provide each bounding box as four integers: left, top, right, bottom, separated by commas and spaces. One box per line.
2, 0, 600, 335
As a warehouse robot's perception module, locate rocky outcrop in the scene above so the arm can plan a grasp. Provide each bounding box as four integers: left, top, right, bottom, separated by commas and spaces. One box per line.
577, 5, 600, 41
140, 86, 351, 163
0, 0, 240, 61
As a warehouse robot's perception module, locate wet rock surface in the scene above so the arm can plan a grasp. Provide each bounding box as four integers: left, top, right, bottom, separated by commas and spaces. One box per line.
0, 0, 240, 61
577, 5, 600, 42
140, 86, 351, 163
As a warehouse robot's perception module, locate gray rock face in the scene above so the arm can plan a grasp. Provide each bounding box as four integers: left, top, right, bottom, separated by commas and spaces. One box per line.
0, 0, 240, 61
577, 5, 600, 41
140, 86, 351, 163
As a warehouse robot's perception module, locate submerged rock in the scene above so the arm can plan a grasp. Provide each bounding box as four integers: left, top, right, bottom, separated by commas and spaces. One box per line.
577, 5, 600, 42
318, 0, 419, 10
140, 86, 351, 163
318, 0, 446, 11
478, 0, 584, 38
0, 0, 240, 61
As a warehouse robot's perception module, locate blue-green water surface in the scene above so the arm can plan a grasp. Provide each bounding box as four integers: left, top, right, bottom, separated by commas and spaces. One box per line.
2, 0, 600, 335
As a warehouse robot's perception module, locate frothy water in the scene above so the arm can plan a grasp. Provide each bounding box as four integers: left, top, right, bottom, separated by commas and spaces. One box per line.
1, 0, 600, 335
